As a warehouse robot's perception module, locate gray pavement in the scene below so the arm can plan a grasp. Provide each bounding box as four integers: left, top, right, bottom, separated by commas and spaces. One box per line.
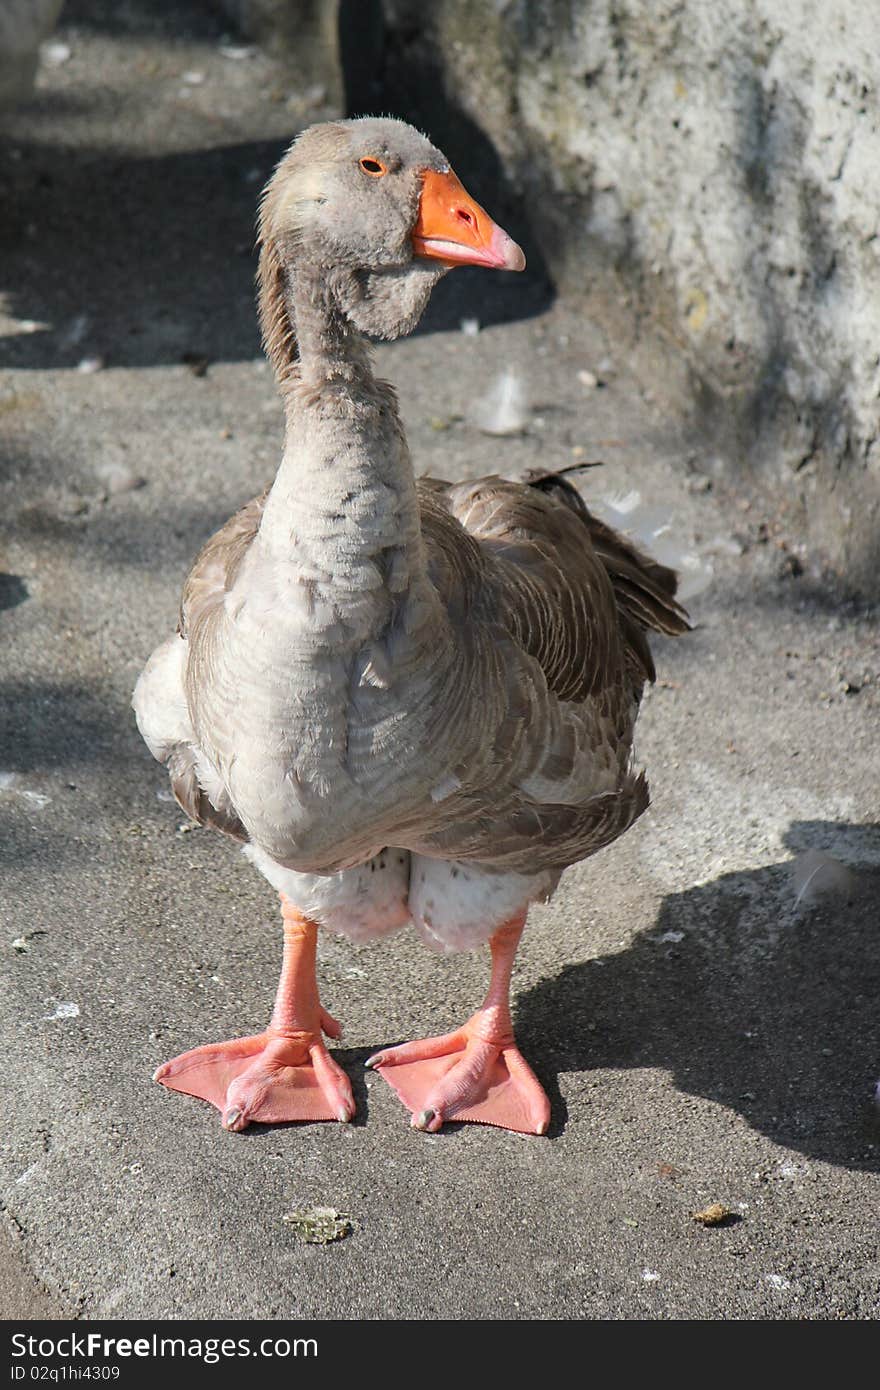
1, 3, 879, 1321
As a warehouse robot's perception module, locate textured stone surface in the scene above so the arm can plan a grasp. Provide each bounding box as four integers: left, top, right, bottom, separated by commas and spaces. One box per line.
366, 0, 880, 591
216, 0, 344, 105
0, 0, 64, 107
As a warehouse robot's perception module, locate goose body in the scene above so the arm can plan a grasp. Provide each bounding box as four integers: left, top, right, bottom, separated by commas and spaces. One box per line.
134, 117, 689, 1134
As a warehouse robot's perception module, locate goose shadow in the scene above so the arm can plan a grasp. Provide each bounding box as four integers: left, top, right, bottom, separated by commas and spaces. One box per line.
518, 820, 880, 1170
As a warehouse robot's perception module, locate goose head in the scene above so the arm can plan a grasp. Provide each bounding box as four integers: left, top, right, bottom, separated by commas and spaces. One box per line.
258, 117, 525, 371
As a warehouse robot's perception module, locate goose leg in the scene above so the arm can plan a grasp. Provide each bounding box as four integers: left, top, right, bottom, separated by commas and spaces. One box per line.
367, 915, 550, 1136
154, 896, 355, 1131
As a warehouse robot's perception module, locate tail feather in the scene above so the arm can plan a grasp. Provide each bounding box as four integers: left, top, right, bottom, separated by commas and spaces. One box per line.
525, 467, 691, 643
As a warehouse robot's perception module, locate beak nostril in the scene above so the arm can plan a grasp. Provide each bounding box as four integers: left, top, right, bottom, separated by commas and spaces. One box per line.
455, 208, 474, 226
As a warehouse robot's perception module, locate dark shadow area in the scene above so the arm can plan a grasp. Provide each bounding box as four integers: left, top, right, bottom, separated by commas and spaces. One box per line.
61, 0, 229, 42
704, 569, 878, 622
0, 678, 122, 771
0, 817, 90, 871
1, 0, 551, 374
2, 494, 254, 574
0, 575, 28, 611
0, 137, 276, 372
519, 820, 880, 1171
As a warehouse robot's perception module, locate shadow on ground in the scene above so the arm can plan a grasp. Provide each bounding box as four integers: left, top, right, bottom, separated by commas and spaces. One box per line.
1, 0, 550, 374
520, 819, 880, 1172
0, 137, 275, 373
0, 575, 28, 611
0, 678, 122, 774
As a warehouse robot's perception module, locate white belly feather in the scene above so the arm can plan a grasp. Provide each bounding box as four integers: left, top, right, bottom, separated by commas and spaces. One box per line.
245, 842, 557, 952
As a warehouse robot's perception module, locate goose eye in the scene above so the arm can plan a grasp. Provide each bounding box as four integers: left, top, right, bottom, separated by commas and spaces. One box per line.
359, 157, 387, 177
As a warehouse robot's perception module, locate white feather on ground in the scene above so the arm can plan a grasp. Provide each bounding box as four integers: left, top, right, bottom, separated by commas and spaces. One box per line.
791, 850, 861, 908
472, 367, 530, 436
590, 489, 714, 601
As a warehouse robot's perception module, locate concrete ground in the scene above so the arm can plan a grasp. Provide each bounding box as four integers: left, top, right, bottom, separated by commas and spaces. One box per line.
1, 2, 878, 1321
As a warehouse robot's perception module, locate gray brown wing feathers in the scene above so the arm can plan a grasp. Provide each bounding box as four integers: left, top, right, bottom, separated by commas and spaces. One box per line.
522, 467, 691, 679
171, 492, 270, 841
413, 469, 690, 870
167, 745, 249, 843
422, 470, 689, 703
178, 490, 268, 640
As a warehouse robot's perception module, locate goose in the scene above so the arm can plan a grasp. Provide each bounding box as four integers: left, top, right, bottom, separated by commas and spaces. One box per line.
133, 117, 689, 1137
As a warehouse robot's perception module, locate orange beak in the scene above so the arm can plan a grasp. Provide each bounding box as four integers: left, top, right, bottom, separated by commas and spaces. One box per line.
412, 168, 526, 272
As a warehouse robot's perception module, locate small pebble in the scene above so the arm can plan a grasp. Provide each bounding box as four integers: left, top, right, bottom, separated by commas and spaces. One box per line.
181, 352, 209, 377
303, 83, 327, 108
43, 1001, 79, 1021
97, 464, 145, 495
693, 1203, 734, 1227
283, 1206, 352, 1244
778, 552, 804, 579
77, 356, 105, 374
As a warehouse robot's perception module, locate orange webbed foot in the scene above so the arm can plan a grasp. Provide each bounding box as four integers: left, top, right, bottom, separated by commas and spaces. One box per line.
367, 1024, 550, 1136
154, 902, 355, 1131
367, 914, 549, 1136
155, 1022, 355, 1131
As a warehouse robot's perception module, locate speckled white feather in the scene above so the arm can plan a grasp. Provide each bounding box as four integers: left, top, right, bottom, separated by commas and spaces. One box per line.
244, 843, 411, 942
408, 857, 559, 953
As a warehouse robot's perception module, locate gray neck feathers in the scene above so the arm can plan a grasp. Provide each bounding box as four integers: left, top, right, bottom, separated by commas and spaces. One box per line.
258, 241, 373, 392
256, 243, 428, 612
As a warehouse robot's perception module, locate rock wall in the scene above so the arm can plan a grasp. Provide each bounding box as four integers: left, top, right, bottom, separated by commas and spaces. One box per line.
372, 0, 880, 589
